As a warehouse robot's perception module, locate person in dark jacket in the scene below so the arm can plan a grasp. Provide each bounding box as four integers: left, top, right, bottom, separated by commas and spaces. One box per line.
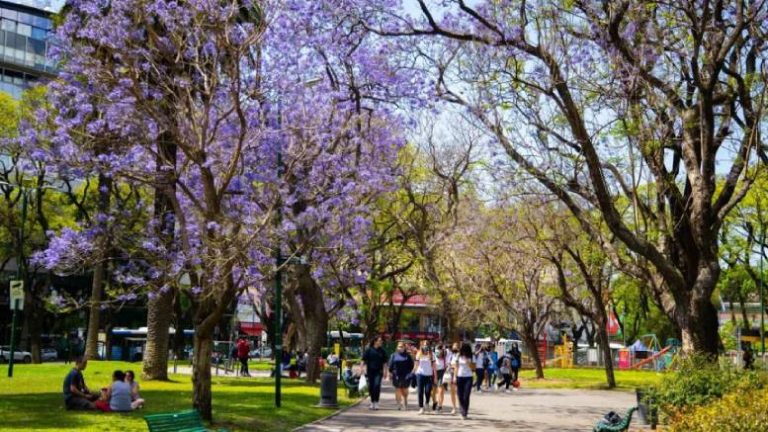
362, 336, 388, 410
509, 343, 522, 387
388, 340, 415, 411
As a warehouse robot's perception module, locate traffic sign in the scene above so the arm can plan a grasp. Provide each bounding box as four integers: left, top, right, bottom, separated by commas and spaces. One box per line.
9, 280, 23, 310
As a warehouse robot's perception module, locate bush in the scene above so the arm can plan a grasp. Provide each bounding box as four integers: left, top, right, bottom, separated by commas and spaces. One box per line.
644, 354, 764, 423
668, 387, 768, 432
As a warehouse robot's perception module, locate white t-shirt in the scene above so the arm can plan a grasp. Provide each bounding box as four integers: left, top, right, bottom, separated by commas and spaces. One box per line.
416, 354, 434, 375
455, 355, 474, 378
435, 356, 446, 371
474, 352, 485, 369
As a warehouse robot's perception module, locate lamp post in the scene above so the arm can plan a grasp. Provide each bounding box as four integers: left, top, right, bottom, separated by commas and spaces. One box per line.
760, 228, 765, 358
7, 189, 27, 378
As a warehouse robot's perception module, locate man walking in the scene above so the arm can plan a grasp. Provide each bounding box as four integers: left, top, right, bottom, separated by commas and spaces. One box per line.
237, 336, 251, 377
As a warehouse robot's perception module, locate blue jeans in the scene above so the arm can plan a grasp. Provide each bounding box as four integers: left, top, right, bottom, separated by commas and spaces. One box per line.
474, 368, 484, 390
416, 374, 433, 408
457, 376, 473, 417
367, 370, 383, 403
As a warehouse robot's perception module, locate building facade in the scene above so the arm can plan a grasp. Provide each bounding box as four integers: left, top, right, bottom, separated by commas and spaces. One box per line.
0, 0, 60, 98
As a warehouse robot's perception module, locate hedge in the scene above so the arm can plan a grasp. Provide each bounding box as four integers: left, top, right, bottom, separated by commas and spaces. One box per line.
668, 387, 768, 432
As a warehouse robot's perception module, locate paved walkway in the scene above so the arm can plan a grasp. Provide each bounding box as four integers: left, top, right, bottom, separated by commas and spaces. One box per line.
297, 386, 642, 432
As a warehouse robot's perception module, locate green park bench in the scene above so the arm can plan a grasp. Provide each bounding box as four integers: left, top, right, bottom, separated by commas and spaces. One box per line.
144, 409, 229, 432
593, 406, 638, 432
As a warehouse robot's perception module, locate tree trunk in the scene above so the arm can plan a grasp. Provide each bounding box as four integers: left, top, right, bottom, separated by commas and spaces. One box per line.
22, 280, 43, 363
523, 333, 544, 379
142, 135, 177, 379
678, 267, 721, 355
680, 296, 721, 355
297, 266, 328, 383
142, 290, 174, 380
84, 173, 111, 361
595, 316, 616, 389
738, 292, 750, 329
192, 325, 214, 421
84, 261, 105, 360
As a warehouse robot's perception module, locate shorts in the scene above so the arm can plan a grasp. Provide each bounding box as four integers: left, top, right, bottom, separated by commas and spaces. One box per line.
392, 375, 410, 389
437, 369, 446, 388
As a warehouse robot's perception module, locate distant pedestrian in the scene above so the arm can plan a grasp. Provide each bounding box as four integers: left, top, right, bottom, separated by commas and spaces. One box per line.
497, 351, 514, 392
388, 341, 414, 411
453, 343, 476, 420
473, 344, 487, 392
413, 340, 437, 415
510, 343, 522, 385
432, 344, 447, 413
486, 344, 498, 390
362, 337, 388, 410
743, 344, 755, 370
446, 342, 460, 415
237, 337, 250, 377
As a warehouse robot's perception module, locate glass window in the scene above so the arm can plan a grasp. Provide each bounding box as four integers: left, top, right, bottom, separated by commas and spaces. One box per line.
16, 23, 30, 37
16, 12, 32, 25
1, 19, 15, 32
33, 16, 51, 30
12, 33, 25, 51
25, 51, 34, 66
31, 26, 46, 40
1, 9, 18, 21
29, 38, 44, 55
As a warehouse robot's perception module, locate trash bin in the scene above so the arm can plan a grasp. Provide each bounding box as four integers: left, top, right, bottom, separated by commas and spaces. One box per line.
318, 371, 338, 408
636, 388, 657, 429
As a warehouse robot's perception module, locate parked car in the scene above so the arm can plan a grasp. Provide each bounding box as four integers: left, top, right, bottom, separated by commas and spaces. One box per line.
41, 348, 58, 362
0, 346, 32, 363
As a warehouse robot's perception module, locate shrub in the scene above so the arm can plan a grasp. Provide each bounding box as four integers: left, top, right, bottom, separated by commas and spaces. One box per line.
668, 387, 768, 432
644, 354, 764, 423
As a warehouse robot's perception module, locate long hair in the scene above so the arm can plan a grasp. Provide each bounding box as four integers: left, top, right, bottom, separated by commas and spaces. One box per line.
459, 343, 473, 359
369, 336, 382, 348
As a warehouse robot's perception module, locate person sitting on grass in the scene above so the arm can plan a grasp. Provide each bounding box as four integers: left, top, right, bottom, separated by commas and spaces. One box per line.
124, 370, 145, 409
63, 356, 98, 410
94, 370, 134, 412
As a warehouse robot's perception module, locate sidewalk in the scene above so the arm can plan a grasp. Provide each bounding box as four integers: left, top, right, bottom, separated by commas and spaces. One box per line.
296, 385, 641, 432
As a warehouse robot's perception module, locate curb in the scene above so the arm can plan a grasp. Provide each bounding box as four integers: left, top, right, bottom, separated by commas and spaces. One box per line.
292, 394, 367, 431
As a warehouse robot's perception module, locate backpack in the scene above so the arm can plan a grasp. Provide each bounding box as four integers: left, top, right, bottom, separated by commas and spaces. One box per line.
500, 357, 511, 374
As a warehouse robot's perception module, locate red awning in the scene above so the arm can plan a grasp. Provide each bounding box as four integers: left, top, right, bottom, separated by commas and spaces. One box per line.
240, 322, 264, 336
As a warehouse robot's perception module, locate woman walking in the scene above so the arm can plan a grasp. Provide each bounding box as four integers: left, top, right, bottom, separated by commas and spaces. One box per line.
413, 340, 437, 415
452, 343, 475, 420
473, 344, 487, 392
431, 344, 447, 413
388, 341, 414, 411
510, 343, 522, 388
362, 337, 388, 410
446, 342, 460, 414
497, 350, 514, 392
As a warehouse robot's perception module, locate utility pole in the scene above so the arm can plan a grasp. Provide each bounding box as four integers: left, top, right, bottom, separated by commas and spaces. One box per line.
760, 228, 765, 357
8, 190, 27, 378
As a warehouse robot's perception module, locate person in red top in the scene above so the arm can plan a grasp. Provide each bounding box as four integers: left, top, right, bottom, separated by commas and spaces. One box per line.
237, 337, 250, 377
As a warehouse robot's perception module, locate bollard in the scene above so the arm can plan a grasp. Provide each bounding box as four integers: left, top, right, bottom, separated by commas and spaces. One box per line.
318, 371, 338, 408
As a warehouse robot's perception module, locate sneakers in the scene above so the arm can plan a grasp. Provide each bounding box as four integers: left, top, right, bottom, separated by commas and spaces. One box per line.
451, 408, 456, 415
505, 389, 511, 393
461, 415, 468, 420
437, 406, 443, 414
418, 408, 425, 415
368, 403, 375, 410
432, 402, 438, 411
373, 402, 379, 410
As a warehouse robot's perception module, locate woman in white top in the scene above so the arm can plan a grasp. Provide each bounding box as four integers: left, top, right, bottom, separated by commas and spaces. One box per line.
431, 344, 447, 413
413, 340, 437, 415
445, 342, 460, 414
452, 343, 475, 420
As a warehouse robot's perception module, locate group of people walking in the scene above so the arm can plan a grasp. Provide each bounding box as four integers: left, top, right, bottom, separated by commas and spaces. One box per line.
362, 337, 522, 420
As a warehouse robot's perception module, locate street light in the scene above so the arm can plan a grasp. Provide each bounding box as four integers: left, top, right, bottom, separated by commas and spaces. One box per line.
272, 77, 323, 408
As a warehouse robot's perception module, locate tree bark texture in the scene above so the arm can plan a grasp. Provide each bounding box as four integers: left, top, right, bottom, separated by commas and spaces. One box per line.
192, 326, 214, 421
142, 135, 177, 380
296, 265, 328, 383
84, 173, 111, 361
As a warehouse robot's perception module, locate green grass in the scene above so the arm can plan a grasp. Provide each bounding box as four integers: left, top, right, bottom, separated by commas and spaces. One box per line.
0, 361, 354, 432
517, 367, 664, 390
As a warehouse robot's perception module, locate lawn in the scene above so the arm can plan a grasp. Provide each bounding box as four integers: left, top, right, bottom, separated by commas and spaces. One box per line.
0, 361, 354, 432
518, 367, 664, 390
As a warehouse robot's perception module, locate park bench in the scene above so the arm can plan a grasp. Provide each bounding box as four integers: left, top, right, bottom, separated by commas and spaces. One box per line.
144, 409, 229, 432
593, 406, 638, 432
